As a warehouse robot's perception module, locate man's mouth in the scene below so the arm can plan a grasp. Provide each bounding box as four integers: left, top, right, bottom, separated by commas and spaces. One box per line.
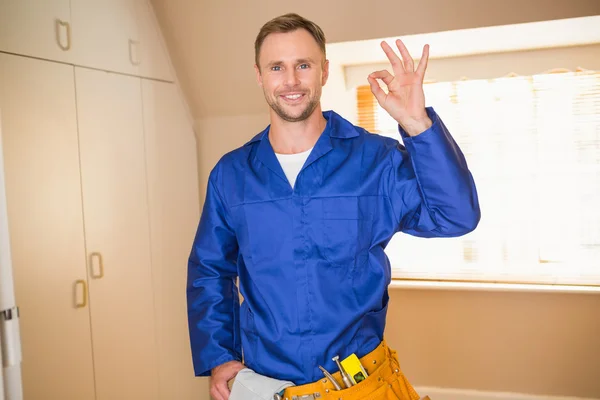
280, 93, 305, 103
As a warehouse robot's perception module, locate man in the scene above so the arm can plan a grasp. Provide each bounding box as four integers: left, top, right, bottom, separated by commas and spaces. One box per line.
187, 13, 480, 400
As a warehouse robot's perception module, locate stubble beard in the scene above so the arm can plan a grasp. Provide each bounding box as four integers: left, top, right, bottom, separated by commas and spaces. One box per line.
265, 89, 320, 123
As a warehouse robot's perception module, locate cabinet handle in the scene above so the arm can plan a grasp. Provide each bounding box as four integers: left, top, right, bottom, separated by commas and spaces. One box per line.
55, 19, 71, 51
89, 252, 105, 279
75, 280, 87, 308
129, 39, 141, 66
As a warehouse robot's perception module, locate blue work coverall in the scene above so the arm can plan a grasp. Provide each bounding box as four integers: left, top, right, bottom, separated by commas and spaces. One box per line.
187, 107, 480, 384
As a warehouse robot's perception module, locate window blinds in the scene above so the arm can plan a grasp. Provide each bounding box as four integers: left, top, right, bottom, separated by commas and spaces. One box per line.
357, 70, 600, 286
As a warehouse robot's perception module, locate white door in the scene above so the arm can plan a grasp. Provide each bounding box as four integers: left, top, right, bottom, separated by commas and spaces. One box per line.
142, 80, 201, 399
0, 53, 95, 400
0, 0, 73, 64
70, 0, 140, 76
75, 67, 159, 400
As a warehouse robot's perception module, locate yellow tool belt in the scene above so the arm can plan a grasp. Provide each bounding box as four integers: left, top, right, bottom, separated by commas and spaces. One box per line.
282, 340, 421, 400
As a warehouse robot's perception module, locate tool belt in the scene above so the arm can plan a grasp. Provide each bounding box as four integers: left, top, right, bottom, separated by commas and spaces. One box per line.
281, 339, 421, 400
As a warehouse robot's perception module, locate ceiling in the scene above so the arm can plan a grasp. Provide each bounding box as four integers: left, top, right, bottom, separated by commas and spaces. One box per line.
150, 0, 600, 119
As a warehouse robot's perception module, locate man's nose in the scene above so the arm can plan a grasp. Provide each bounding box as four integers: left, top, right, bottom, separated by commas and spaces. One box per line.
284, 69, 300, 86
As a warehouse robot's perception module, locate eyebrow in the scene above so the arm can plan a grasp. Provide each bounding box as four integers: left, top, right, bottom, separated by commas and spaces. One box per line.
296, 58, 316, 65
266, 58, 317, 68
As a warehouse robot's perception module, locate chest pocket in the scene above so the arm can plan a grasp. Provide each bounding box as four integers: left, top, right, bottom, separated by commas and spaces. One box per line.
317, 196, 372, 268
241, 200, 292, 265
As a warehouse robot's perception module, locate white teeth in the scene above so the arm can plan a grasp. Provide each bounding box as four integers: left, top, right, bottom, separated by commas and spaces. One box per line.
284, 94, 302, 100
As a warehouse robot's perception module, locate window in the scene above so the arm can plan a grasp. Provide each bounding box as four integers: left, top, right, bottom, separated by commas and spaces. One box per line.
357, 69, 600, 286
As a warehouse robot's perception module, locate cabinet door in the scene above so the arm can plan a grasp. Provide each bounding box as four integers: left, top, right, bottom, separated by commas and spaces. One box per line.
70, 0, 140, 76
142, 80, 201, 399
0, 54, 95, 400
75, 67, 159, 400
0, 0, 73, 63
135, 0, 173, 82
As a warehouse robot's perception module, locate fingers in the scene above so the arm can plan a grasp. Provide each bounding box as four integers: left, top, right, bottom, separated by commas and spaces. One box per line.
395, 39, 414, 72
209, 385, 222, 400
369, 70, 394, 85
220, 382, 231, 400
380, 41, 404, 73
218, 382, 230, 400
368, 70, 393, 105
382, 39, 430, 78
210, 379, 230, 400
367, 75, 386, 106
416, 44, 430, 79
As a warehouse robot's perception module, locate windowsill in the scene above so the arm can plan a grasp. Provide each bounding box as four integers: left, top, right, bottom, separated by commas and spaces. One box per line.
389, 279, 600, 294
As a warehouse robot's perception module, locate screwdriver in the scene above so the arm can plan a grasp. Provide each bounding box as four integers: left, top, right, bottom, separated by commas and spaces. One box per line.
332, 355, 354, 389
318, 365, 342, 390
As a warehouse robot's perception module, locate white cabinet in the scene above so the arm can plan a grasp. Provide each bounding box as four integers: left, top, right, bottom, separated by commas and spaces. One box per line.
0, 52, 199, 399
0, 1, 198, 398
75, 67, 160, 400
0, 53, 95, 400
0, 0, 73, 63
136, 0, 173, 82
143, 79, 201, 399
70, 0, 140, 76
0, 0, 174, 81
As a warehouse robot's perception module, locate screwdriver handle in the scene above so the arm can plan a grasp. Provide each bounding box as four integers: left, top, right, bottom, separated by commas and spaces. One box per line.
340, 371, 353, 388
332, 356, 354, 388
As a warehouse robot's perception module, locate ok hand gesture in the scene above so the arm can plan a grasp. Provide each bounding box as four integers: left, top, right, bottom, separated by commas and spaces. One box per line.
367, 39, 432, 136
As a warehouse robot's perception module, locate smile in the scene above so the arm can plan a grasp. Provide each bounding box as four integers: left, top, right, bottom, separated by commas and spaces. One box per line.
280, 93, 305, 102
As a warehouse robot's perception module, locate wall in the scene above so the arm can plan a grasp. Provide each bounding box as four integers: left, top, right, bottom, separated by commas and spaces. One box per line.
387, 289, 600, 398
151, 1, 600, 398
194, 113, 270, 198
152, 0, 600, 118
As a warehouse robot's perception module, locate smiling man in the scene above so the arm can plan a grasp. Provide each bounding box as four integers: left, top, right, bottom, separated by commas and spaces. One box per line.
187, 13, 480, 400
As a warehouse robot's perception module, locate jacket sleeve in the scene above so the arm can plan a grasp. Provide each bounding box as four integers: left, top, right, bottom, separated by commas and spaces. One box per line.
187, 174, 241, 376
387, 106, 481, 237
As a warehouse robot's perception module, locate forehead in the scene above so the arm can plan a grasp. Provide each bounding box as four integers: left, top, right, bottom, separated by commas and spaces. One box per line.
259, 29, 323, 66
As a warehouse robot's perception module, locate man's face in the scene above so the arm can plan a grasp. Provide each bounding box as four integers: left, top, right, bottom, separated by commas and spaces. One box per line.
255, 29, 329, 123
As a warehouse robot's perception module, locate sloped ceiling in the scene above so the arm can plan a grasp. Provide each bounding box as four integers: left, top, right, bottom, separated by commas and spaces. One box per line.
151, 0, 600, 119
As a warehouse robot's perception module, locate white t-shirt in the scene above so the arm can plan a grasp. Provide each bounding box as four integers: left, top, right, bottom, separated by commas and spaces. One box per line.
275, 147, 313, 189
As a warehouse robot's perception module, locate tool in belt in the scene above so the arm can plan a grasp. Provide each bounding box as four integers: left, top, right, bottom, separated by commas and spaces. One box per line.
273, 352, 369, 400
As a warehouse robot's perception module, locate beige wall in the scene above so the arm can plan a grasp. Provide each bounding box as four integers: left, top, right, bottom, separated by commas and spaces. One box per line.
152, 1, 600, 398
387, 289, 600, 397
195, 113, 270, 199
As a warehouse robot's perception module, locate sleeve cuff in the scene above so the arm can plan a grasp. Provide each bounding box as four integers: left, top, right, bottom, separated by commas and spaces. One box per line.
397, 106, 440, 142
194, 353, 242, 377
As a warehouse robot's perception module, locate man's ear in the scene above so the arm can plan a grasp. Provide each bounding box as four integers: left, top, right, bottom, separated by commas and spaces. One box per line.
254, 64, 263, 86
321, 59, 330, 86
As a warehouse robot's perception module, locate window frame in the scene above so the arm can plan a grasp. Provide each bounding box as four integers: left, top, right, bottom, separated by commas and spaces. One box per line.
320, 16, 600, 291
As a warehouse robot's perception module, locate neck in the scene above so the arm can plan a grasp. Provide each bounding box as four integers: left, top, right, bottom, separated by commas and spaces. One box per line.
269, 105, 327, 154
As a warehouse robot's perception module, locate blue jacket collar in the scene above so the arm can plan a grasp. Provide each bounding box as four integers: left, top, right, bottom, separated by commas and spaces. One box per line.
244, 110, 359, 146
244, 110, 360, 185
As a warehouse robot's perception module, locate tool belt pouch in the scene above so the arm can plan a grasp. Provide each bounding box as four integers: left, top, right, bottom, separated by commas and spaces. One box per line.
280, 347, 421, 400
230, 368, 295, 400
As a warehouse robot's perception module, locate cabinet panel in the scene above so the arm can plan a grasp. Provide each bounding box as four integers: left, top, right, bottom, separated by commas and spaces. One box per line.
136, 0, 173, 82
75, 67, 159, 400
0, 53, 95, 400
70, 0, 140, 76
142, 80, 200, 399
0, 0, 73, 63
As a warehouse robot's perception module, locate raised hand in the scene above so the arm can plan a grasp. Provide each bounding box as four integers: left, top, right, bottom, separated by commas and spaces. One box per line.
367, 39, 432, 136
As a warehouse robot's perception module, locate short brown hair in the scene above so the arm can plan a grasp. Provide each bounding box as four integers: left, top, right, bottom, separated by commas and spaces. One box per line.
254, 13, 326, 68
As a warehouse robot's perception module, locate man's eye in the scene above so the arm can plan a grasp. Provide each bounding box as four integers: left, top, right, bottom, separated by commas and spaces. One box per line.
299, 64, 309, 69
271, 66, 281, 71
